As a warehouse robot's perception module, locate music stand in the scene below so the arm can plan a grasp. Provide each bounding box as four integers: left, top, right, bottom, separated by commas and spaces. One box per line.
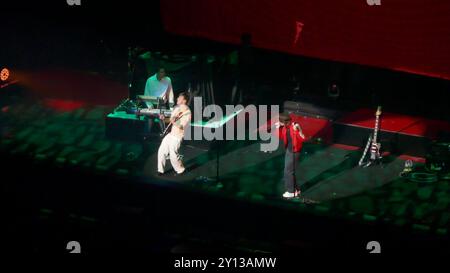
190, 109, 243, 182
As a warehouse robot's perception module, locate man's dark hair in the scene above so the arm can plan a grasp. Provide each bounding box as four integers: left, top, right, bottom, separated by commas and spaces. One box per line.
178, 92, 190, 103
279, 112, 292, 123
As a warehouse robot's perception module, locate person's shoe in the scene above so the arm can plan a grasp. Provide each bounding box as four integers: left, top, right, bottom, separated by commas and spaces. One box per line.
157, 172, 164, 176
282, 191, 300, 198
174, 171, 185, 177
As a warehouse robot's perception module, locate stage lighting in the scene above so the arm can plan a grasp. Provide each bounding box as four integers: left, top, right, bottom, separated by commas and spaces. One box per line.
327, 83, 340, 99
0, 68, 10, 82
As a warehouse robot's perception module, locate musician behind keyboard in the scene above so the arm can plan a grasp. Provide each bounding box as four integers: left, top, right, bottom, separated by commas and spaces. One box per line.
143, 66, 175, 108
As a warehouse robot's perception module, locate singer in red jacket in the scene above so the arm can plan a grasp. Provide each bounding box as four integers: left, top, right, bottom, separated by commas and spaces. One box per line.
276, 113, 306, 198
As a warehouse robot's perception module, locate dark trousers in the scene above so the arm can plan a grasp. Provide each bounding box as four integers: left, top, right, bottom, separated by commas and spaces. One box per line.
284, 149, 300, 192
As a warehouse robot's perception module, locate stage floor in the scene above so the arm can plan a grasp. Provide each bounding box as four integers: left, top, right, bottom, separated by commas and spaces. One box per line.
146, 140, 405, 203
1, 99, 449, 238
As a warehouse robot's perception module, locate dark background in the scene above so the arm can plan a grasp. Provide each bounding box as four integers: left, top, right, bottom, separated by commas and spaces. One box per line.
2, 0, 449, 119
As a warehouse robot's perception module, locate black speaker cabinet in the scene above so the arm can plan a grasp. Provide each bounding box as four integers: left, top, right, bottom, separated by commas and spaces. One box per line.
105, 112, 149, 141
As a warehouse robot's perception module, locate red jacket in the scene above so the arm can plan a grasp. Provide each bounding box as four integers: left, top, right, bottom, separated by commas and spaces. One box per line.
278, 123, 305, 153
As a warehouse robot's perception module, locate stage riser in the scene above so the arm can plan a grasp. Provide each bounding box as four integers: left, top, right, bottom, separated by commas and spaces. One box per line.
333, 123, 429, 157
283, 100, 343, 120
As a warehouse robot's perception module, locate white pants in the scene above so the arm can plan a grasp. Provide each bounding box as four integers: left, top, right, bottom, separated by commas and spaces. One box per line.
158, 133, 185, 174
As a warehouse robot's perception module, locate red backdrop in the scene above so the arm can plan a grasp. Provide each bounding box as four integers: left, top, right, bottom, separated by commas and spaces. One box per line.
161, 0, 450, 80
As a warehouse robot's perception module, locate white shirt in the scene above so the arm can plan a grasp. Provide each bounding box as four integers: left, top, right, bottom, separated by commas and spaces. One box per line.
170, 104, 191, 139
144, 74, 174, 106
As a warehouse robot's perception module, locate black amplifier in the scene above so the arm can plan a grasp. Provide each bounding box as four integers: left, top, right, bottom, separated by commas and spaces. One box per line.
105, 111, 149, 141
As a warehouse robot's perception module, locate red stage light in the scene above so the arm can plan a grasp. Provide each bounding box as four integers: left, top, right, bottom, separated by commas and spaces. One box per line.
0, 68, 10, 81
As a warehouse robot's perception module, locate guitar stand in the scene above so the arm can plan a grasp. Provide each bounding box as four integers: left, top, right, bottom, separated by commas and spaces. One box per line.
362, 156, 383, 168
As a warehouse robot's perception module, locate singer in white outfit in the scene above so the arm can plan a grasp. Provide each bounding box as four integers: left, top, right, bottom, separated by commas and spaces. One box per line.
157, 92, 191, 175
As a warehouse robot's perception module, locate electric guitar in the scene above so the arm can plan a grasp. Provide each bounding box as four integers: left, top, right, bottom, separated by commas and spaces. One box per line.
160, 110, 188, 138
358, 106, 382, 167
370, 106, 382, 161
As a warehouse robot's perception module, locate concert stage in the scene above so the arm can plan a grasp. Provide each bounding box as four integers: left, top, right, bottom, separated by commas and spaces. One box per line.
2, 95, 449, 253
3, 0, 450, 258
